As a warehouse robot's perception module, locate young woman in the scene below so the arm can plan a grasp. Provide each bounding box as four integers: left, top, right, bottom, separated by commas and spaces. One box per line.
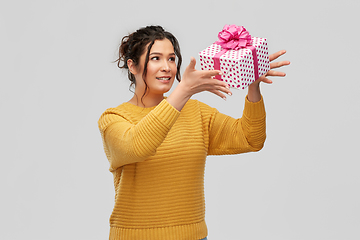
98, 25, 289, 240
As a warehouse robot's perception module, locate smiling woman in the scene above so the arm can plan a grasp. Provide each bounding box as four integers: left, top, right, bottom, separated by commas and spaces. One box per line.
115, 25, 182, 108
98, 25, 289, 240
127, 39, 178, 105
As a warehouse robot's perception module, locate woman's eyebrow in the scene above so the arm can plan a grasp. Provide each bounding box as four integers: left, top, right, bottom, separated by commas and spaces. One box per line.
149, 52, 175, 56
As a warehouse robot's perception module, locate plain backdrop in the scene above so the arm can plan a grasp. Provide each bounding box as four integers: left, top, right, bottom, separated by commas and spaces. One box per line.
1, 0, 359, 239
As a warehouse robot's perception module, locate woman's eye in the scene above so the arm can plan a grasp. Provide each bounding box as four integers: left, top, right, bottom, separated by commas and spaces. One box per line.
151, 56, 159, 60
169, 57, 176, 62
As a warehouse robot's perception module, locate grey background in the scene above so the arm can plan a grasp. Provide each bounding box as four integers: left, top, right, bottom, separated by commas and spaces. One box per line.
1, 0, 359, 239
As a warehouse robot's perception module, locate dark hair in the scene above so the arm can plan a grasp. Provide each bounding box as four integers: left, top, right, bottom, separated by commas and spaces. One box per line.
116, 25, 182, 102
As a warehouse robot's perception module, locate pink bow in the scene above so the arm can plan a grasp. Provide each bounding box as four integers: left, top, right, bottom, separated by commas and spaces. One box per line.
213, 25, 259, 81
215, 25, 252, 50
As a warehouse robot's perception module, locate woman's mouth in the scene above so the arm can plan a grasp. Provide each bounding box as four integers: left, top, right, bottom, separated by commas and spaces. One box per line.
156, 77, 171, 83
156, 77, 171, 81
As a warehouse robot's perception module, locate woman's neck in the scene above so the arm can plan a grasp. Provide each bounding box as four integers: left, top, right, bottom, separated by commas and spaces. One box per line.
128, 93, 164, 108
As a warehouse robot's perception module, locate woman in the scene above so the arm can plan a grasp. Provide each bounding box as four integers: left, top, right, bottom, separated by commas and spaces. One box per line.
98, 25, 289, 240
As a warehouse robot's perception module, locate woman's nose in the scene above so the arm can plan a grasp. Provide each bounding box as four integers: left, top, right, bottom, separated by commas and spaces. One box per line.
161, 61, 171, 72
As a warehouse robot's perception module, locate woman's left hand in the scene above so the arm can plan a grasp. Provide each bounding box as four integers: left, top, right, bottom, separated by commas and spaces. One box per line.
255, 50, 290, 84
247, 50, 290, 102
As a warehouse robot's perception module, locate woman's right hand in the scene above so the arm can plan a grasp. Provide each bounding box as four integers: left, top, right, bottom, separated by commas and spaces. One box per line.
167, 57, 232, 111
181, 57, 232, 99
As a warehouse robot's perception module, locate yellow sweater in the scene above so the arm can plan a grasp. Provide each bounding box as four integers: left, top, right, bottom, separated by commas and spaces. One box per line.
98, 97, 266, 240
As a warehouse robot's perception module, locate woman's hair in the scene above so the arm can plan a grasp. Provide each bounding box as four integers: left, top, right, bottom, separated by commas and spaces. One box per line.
116, 25, 182, 100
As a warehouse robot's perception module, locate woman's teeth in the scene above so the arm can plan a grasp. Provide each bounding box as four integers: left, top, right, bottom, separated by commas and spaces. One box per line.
157, 77, 171, 80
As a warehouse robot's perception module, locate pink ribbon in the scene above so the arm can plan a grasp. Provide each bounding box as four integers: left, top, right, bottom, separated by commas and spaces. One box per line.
213, 25, 259, 80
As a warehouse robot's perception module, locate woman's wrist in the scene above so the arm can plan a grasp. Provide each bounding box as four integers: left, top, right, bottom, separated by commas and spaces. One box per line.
166, 81, 192, 111
247, 82, 261, 103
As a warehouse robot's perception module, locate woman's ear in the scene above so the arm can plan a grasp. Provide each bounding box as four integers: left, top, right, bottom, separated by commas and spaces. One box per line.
127, 59, 138, 75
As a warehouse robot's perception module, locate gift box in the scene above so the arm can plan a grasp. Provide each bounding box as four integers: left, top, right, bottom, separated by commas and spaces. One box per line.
199, 25, 270, 89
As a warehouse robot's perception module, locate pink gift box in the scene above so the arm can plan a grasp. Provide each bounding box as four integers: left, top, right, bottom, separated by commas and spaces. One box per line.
199, 25, 270, 89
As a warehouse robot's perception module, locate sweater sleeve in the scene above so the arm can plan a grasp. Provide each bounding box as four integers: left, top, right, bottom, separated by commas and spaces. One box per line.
202, 96, 266, 155
98, 99, 180, 171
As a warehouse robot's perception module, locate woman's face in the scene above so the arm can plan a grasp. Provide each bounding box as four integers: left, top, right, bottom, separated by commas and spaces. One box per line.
134, 39, 177, 96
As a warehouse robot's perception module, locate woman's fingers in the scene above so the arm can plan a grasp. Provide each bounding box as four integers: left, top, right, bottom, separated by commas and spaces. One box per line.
204, 70, 223, 79
183, 57, 232, 97
208, 89, 229, 100
184, 58, 222, 81
260, 77, 273, 84
186, 57, 197, 71
270, 60, 290, 70
266, 70, 286, 77
219, 84, 232, 96
269, 50, 287, 62
202, 78, 232, 96
260, 50, 290, 84
211, 78, 232, 94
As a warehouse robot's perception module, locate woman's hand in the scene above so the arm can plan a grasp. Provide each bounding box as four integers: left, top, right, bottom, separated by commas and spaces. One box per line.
180, 57, 232, 99
258, 50, 290, 84
248, 50, 290, 102
167, 57, 232, 111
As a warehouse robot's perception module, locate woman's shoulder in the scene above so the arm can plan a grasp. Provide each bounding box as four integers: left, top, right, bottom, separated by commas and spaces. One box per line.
98, 102, 140, 130
103, 101, 154, 115
100, 102, 130, 117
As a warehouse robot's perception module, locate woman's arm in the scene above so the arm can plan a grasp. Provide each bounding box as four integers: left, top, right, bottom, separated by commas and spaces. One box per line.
207, 50, 290, 154
201, 97, 266, 155
99, 100, 180, 171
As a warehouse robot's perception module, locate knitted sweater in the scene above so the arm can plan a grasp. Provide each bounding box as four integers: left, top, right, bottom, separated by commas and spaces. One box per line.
98, 96, 266, 240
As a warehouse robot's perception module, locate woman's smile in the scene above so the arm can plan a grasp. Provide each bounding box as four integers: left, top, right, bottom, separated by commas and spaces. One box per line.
156, 76, 172, 82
